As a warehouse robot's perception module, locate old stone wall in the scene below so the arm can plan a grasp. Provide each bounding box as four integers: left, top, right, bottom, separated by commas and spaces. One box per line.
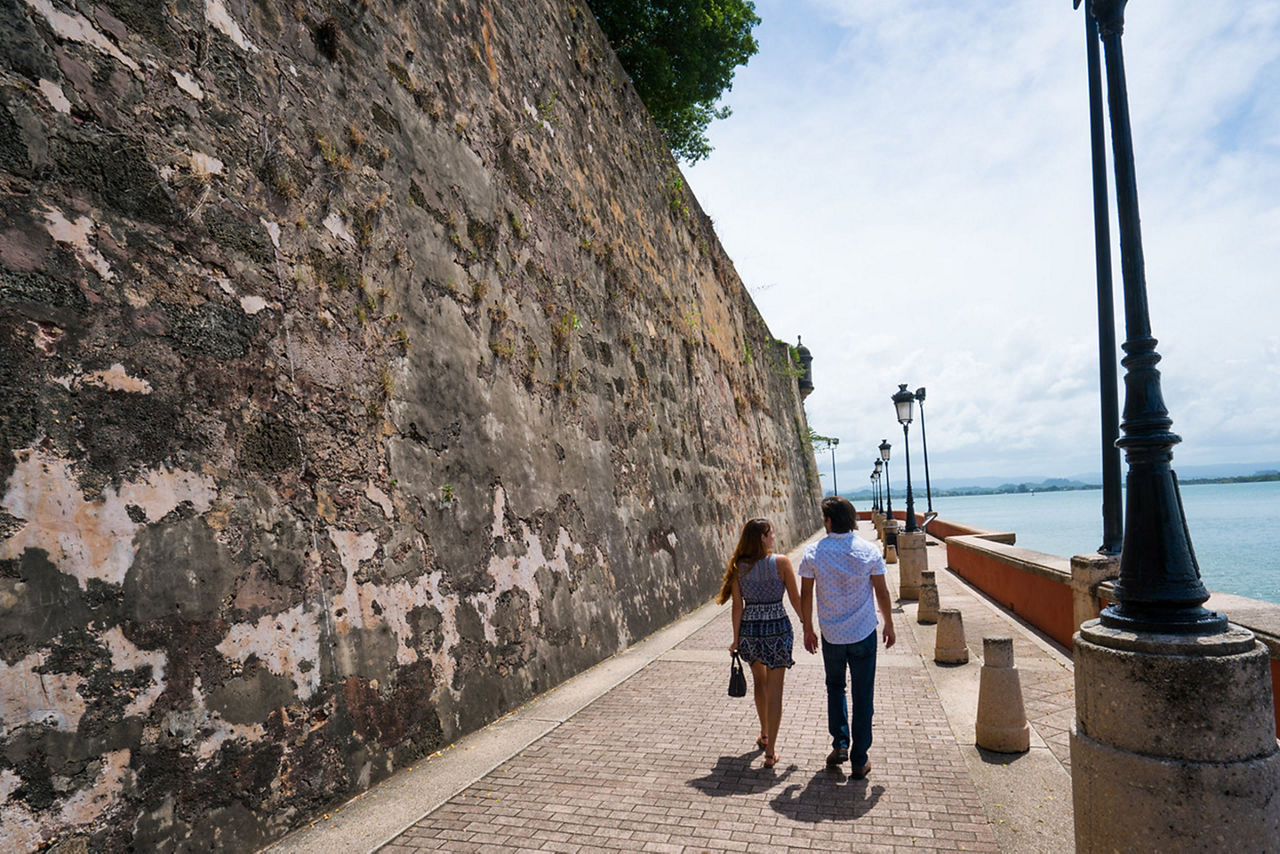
0, 0, 821, 850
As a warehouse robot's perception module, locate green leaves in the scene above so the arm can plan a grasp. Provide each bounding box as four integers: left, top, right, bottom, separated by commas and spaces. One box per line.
587, 0, 760, 164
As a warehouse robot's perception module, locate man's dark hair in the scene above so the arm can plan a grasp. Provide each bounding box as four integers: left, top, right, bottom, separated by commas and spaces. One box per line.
821, 496, 857, 534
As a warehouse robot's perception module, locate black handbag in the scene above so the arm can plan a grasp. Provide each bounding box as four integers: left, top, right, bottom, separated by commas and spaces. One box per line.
728, 652, 747, 697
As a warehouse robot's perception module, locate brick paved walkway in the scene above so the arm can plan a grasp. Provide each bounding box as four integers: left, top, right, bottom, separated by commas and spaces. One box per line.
270, 523, 1077, 853
371, 523, 1079, 853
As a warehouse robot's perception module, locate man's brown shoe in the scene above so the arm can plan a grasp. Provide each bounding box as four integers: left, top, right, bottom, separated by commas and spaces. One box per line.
850, 762, 871, 780
825, 748, 848, 766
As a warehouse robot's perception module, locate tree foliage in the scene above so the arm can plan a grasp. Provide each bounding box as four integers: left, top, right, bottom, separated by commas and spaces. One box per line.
587, 0, 760, 164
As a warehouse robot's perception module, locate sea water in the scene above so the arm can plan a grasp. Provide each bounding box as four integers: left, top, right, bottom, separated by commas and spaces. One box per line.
931, 480, 1280, 606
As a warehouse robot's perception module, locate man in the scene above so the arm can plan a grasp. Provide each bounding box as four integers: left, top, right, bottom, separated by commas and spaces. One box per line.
800, 496, 896, 779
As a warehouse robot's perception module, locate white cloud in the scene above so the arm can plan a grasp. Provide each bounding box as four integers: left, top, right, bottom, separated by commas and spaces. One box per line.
687, 0, 1280, 483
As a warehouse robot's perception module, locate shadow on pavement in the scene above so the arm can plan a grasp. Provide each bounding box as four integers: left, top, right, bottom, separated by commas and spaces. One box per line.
977, 745, 1034, 766
769, 768, 885, 823
687, 751, 795, 797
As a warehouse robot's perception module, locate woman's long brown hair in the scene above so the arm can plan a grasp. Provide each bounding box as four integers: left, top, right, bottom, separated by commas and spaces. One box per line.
715, 518, 772, 604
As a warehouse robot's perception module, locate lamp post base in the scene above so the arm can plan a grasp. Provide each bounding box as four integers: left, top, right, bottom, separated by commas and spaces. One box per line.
1071, 620, 1280, 853
897, 530, 925, 600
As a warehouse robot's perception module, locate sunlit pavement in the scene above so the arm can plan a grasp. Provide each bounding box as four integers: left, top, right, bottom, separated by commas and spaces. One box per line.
266, 522, 1075, 853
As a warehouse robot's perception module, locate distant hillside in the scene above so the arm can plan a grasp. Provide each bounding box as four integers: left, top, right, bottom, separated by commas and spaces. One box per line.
840, 464, 1280, 500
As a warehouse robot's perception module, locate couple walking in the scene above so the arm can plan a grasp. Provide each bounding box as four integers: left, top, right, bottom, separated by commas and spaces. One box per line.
716, 496, 896, 773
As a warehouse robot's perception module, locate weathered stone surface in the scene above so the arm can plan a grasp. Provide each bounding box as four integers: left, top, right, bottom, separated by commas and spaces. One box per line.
0, 0, 821, 850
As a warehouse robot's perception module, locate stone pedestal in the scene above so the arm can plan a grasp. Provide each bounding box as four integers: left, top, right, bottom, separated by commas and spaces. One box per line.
916, 570, 938, 624
872, 511, 884, 540
1071, 621, 1280, 853
975, 637, 1030, 753
897, 530, 925, 600
934, 609, 968, 664
1069, 553, 1119, 635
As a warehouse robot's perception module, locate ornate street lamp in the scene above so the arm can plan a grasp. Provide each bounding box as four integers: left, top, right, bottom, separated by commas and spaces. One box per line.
893, 384, 919, 533
828, 437, 840, 497
878, 439, 892, 521
914, 387, 934, 514
874, 458, 884, 512
869, 472, 876, 510
1089, 0, 1224, 635
1077, 0, 1124, 556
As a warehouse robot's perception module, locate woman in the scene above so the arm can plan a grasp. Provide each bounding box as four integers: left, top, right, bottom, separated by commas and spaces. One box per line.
717, 518, 802, 768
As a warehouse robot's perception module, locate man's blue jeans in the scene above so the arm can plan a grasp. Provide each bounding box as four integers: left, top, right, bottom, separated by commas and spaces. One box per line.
821, 630, 877, 767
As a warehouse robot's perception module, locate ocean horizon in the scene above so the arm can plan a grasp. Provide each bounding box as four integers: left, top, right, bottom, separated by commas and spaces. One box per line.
911, 480, 1280, 607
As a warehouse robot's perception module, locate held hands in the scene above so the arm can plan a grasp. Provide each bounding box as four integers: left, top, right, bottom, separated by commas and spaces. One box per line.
803, 626, 819, 655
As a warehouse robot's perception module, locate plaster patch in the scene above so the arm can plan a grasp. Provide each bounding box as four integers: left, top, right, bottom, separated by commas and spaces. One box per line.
0, 768, 20, 800
38, 78, 71, 113
328, 528, 378, 578
171, 70, 204, 100
190, 151, 224, 176
365, 482, 394, 518
239, 296, 269, 315
79, 363, 153, 394
204, 0, 259, 53
42, 208, 114, 281
196, 719, 265, 761
323, 211, 355, 245
217, 605, 323, 700
58, 749, 130, 826
490, 483, 509, 539
102, 625, 167, 718
0, 453, 216, 587
0, 651, 87, 736
25, 0, 140, 71
259, 217, 281, 248
0, 804, 43, 853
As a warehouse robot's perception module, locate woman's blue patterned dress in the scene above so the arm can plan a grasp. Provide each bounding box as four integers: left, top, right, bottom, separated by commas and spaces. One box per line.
737, 554, 794, 669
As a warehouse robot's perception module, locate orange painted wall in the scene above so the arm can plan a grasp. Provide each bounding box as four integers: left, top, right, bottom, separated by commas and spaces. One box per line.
947, 544, 1076, 649
1273, 659, 1280, 738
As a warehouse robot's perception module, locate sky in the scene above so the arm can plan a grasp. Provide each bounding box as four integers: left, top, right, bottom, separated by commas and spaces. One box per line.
684, 0, 1280, 487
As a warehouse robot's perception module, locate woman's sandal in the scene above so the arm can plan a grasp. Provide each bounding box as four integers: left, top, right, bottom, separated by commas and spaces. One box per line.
755, 735, 768, 750
763, 752, 779, 768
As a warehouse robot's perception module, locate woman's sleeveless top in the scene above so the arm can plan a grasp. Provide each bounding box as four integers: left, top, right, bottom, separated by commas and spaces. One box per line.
737, 554, 794, 669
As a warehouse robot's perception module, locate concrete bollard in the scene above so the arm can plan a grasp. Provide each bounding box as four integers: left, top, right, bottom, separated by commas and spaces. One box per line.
975, 637, 1030, 753
917, 570, 939, 624
934, 609, 969, 664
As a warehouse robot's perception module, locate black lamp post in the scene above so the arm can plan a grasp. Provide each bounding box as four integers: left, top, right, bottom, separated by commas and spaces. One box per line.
873, 458, 883, 512
893, 384, 919, 533
914, 387, 933, 514
879, 439, 892, 521
1088, 0, 1224, 635
828, 437, 840, 497
1077, 0, 1124, 556
869, 472, 876, 510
